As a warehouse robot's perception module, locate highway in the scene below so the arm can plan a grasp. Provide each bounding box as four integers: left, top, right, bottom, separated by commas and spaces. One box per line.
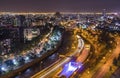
31, 35, 84, 78
92, 38, 120, 78
76, 44, 90, 63
70, 44, 90, 78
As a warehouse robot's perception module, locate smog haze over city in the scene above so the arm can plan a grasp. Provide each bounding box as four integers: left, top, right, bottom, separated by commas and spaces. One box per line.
0, 0, 120, 12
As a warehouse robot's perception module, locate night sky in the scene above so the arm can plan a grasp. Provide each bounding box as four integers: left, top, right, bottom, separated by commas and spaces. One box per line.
0, 0, 120, 12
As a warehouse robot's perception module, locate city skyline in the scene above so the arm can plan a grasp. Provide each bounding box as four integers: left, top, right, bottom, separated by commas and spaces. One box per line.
0, 4, 120, 78
0, 0, 120, 12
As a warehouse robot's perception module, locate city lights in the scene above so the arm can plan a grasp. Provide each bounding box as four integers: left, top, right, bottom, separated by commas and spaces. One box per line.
59, 62, 83, 78
0, 2, 120, 77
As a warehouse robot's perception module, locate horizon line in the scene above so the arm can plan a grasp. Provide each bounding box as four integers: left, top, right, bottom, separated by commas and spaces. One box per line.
0, 11, 119, 15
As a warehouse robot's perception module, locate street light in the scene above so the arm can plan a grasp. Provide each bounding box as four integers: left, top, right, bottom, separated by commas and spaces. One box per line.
12, 59, 19, 66
103, 57, 106, 60
1, 64, 9, 72
110, 41, 113, 44
109, 50, 112, 53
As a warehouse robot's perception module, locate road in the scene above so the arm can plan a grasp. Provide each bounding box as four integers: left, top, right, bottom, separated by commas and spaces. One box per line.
31, 35, 84, 78
76, 44, 90, 63
92, 38, 120, 78
70, 44, 90, 78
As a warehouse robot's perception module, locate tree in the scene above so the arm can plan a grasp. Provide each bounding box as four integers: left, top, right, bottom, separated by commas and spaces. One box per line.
117, 54, 120, 66
0, 57, 3, 65
113, 58, 117, 66
118, 54, 120, 61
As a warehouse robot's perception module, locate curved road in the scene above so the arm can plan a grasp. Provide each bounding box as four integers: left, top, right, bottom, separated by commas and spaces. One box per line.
31, 35, 84, 78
